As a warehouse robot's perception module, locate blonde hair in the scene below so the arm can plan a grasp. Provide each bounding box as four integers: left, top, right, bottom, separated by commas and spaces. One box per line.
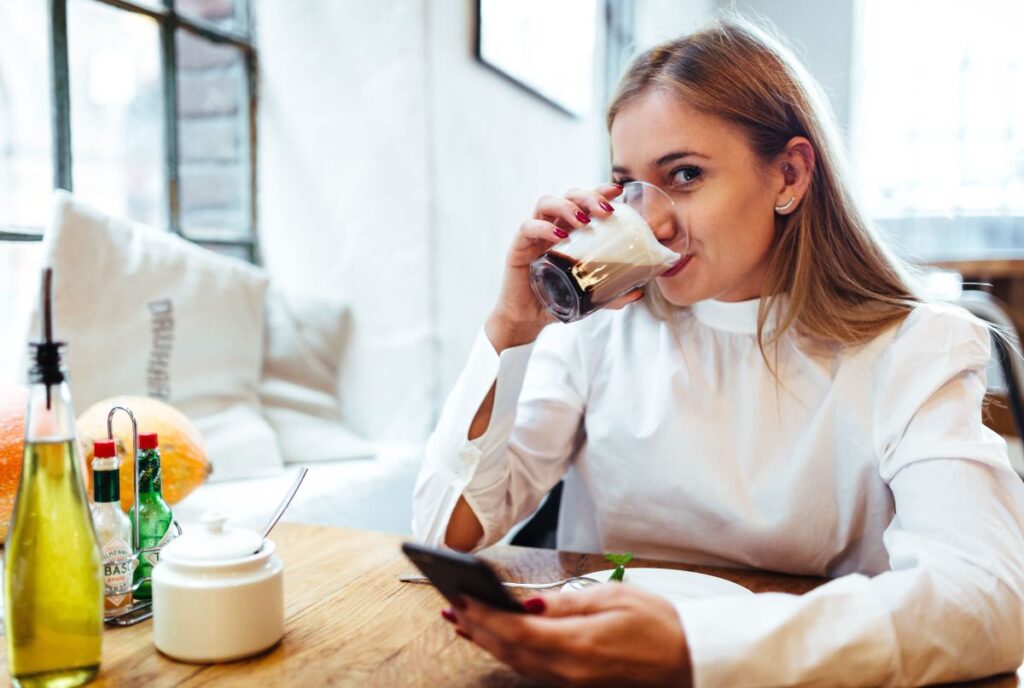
608, 17, 920, 350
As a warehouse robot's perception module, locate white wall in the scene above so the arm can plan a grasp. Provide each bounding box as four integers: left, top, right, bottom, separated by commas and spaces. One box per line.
256, 0, 607, 442
256, 2, 434, 442
426, 1, 608, 403
633, 0, 716, 49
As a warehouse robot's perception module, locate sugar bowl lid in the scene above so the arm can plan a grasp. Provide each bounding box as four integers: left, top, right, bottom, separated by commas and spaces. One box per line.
162, 510, 263, 562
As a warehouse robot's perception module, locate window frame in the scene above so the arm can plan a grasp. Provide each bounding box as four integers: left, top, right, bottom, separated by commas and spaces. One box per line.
0, 0, 260, 263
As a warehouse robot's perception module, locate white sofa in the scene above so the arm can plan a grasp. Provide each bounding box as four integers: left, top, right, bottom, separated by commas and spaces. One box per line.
173, 442, 422, 536
32, 192, 420, 538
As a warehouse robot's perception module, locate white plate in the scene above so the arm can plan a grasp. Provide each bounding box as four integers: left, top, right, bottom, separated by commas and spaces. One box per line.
566, 568, 753, 604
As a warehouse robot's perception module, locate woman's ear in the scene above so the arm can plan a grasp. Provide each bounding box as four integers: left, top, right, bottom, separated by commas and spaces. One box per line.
773, 137, 816, 215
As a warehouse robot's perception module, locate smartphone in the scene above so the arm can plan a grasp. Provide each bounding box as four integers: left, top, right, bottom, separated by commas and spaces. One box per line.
401, 542, 524, 613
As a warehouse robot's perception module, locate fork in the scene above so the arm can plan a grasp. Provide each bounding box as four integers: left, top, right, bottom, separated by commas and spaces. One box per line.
399, 574, 603, 591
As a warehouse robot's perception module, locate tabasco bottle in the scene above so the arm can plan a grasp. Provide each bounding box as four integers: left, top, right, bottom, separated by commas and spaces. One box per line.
4, 269, 103, 686
131, 432, 173, 600
91, 439, 135, 618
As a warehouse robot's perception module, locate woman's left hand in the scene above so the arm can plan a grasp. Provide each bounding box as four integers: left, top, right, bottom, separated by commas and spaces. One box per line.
447, 582, 693, 687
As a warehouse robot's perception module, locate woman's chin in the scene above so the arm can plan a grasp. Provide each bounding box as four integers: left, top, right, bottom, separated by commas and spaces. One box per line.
654, 256, 706, 306
669, 297, 701, 308
655, 275, 708, 307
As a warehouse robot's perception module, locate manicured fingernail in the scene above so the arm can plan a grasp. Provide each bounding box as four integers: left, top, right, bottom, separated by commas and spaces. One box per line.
599, 201, 614, 212
553, 228, 569, 239
611, 182, 624, 189
523, 597, 546, 614
452, 595, 467, 610
575, 211, 590, 224
441, 608, 456, 623
456, 629, 472, 640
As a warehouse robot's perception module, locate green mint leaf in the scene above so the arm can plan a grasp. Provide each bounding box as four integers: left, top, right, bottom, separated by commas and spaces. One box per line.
604, 552, 634, 566
605, 552, 633, 582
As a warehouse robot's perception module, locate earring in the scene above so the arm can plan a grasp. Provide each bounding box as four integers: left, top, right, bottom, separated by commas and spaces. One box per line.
774, 196, 795, 213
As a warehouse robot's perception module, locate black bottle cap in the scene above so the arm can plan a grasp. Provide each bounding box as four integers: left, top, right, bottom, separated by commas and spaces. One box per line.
27, 268, 66, 390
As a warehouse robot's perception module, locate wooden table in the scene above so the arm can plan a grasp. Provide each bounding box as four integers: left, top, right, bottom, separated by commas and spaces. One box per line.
2, 523, 1020, 686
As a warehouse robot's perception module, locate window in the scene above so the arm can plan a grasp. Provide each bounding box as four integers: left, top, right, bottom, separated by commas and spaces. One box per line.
0, 0, 256, 385
852, 0, 1024, 260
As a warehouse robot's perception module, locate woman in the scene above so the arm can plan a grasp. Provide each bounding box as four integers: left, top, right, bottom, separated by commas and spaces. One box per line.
412, 17, 1024, 687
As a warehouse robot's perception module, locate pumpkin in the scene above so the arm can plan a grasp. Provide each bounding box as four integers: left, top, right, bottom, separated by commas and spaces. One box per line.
0, 385, 28, 542
77, 396, 212, 512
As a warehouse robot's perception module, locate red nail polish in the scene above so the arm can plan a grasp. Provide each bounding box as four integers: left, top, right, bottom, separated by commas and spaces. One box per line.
456, 629, 472, 640
523, 597, 546, 614
575, 211, 590, 224
452, 595, 467, 610
441, 608, 456, 623
553, 228, 569, 239
599, 201, 614, 212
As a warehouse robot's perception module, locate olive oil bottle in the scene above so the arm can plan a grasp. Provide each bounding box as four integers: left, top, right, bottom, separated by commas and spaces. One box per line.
4, 269, 103, 687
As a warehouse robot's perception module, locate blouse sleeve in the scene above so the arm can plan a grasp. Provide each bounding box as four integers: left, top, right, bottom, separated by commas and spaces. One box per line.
412, 323, 588, 550
673, 305, 1024, 687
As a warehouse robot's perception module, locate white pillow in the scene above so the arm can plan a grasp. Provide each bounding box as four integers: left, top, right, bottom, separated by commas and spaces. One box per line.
260, 287, 375, 463
30, 191, 284, 482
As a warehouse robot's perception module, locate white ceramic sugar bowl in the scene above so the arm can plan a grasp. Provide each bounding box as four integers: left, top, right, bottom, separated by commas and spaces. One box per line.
152, 510, 284, 663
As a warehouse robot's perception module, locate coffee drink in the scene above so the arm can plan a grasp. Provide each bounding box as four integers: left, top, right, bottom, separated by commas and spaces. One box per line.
531, 252, 673, 321
529, 196, 683, 323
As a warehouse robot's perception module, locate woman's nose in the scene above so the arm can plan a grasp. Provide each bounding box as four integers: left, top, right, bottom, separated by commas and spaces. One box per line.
647, 206, 682, 243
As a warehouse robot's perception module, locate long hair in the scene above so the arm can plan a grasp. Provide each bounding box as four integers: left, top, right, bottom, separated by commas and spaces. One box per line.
607, 17, 920, 351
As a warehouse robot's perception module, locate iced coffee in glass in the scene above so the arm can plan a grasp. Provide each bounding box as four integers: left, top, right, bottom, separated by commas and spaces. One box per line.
529, 181, 686, 323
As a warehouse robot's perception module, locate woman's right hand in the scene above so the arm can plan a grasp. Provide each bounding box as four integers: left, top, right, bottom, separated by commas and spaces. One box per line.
485, 183, 640, 352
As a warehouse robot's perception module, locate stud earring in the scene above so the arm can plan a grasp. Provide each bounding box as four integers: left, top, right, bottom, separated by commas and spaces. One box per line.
774, 196, 796, 213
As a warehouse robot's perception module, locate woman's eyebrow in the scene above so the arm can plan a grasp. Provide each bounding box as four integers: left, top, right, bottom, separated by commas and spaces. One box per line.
612, 150, 710, 175
654, 150, 709, 166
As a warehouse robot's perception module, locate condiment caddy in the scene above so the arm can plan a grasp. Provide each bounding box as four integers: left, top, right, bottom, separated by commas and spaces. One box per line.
99, 405, 182, 627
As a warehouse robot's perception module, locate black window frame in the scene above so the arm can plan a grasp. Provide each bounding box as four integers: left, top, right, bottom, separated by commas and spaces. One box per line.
0, 0, 260, 263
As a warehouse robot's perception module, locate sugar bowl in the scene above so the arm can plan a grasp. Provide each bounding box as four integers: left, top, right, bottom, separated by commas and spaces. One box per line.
152, 510, 284, 663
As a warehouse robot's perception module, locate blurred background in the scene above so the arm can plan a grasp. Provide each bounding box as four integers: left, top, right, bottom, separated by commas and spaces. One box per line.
1, 0, 1022, 447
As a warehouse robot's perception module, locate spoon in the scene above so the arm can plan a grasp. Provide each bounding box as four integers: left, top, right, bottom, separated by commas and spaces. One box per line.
398, 574, 603, 591
254, 466, 308, 554
104, 601, 153, 627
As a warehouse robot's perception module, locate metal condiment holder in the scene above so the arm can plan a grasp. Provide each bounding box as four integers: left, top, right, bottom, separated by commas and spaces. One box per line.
101, 405, 182, 627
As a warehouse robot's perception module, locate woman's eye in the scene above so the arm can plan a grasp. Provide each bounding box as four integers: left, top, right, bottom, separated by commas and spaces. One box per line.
670, 166, 702, 187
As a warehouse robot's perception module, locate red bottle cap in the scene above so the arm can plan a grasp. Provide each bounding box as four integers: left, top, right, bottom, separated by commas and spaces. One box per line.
94, 439, 116, 458
138, 433, 159, 451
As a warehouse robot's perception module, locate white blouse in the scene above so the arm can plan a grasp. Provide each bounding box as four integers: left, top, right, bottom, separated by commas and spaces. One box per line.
412, 298, 1024, 687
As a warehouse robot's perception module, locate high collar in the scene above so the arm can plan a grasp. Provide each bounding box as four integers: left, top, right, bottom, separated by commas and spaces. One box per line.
690, 297, 776, 334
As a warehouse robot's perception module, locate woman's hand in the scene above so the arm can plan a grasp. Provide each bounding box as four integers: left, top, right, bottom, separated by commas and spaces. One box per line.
486, 183, 642, 352
447, 583, 693, 687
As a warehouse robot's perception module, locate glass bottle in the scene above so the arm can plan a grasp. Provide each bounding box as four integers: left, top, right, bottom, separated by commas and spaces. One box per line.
131, 432, 173, 600
4, 268, 103, 687
90, 439, 135, 619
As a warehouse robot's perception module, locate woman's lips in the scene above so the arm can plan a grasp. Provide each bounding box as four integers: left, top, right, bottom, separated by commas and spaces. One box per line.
660, 254, 693, 278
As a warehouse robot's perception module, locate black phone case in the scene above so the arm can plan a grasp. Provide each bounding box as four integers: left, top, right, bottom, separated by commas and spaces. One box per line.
402, 542, 524, 613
